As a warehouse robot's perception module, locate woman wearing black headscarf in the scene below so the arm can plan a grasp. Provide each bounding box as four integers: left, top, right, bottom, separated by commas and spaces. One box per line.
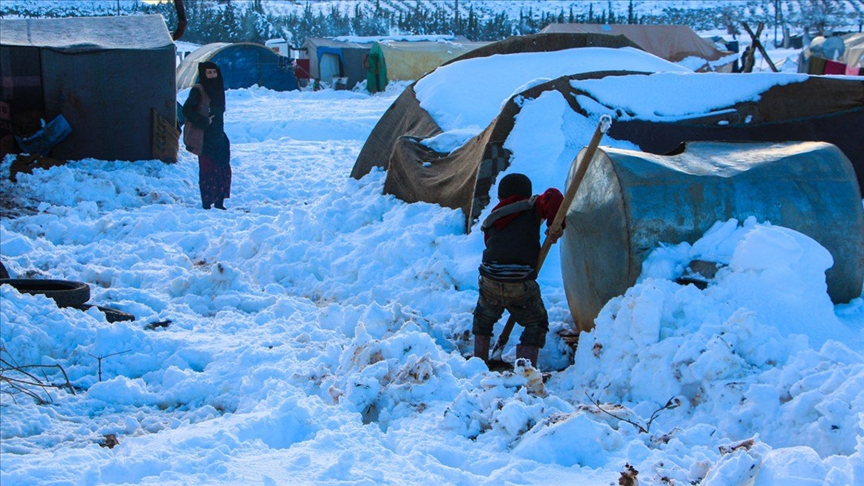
182, 62, 231, 210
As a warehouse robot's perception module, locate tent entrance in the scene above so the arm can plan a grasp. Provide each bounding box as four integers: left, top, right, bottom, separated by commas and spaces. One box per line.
319, 53, 341, 85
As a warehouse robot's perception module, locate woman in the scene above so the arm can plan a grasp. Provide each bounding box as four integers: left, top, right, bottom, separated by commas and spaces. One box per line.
182, 62, 231, 210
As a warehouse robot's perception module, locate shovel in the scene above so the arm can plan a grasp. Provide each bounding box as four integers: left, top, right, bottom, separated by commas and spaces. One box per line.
486, 114, 612, 369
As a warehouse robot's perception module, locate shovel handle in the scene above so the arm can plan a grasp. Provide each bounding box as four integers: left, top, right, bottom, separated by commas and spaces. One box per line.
489, 115, 612, 361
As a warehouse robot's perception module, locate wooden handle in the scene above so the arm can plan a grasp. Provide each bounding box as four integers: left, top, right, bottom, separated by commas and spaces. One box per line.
489, 115, 612, 361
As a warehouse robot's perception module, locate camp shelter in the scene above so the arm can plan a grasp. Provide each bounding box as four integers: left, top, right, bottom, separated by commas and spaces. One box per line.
540, 23, 735, 72
302, 37, 374, 89
0, 14, 177, 162
799, 33, 864, 76
177, 42, 298, 91
603, 75, 864, 192
351, 33, 680, 227
562, 141, 864, 333
366, 40, 490, 93
355, 48, 864, 227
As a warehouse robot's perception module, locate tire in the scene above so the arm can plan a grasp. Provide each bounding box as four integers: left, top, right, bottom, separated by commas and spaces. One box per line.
0, 279, 91, 308
73, 304, 136, 323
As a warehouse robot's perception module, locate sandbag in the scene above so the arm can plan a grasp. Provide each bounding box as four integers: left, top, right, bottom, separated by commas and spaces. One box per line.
562, 141, 864, 333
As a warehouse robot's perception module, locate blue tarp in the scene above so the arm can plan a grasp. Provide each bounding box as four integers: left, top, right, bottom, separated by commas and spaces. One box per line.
177, 43, 298, 92
15, 115, 72, 155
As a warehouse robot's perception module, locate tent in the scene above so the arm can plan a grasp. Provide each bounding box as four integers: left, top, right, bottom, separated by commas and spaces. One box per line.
540, 23, 735, 72
799, 33, 864, 76
0, 15, 177, 162
366, 40, 490, 93
353, 42, 864, 330
351, 33, 674, 227
302, 37, 375, 89
562, 141, 864, 332
302, 36, 485, 91
177, 42, 298, 91
603, 75, 864, 191
353, 40, 864, 229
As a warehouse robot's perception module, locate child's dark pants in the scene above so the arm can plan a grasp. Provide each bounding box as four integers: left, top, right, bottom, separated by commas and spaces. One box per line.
472, 276, 549, 348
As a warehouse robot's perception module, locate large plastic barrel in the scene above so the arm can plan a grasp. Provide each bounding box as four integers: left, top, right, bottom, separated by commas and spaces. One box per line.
561, 141, 864, 333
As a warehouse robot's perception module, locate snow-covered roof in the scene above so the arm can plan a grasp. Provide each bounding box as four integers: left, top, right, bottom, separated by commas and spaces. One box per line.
0, 14, 174, 51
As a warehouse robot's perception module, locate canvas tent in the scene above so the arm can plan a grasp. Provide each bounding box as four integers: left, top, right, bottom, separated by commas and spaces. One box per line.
177, 42, 298, 91
354, 45, 864, 228
799, 33, 864, 76
354, 33, 864, 332
540, 23, 735, 72
302, 37, 374, 89
562, 141, 864, 332
352, 33, 673, 226
0, 15, 177, 162
366, 40, 490, 93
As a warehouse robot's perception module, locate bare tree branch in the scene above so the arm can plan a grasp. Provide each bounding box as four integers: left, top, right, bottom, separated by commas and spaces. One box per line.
584, 391, 680, 434
1, 348, 76, 403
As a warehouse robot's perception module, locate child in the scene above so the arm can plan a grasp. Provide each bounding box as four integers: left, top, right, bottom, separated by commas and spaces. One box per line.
472, 173, 564, 367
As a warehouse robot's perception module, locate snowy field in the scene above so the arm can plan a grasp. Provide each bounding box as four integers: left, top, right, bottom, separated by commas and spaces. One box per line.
3, 43, 864, 486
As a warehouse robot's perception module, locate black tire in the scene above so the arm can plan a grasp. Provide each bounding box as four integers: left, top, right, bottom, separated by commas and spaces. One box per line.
0, 279, 91, 308
73, 304, 136, 323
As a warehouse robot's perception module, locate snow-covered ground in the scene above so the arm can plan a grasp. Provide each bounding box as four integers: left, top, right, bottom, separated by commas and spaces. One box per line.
3, 42, 864, 486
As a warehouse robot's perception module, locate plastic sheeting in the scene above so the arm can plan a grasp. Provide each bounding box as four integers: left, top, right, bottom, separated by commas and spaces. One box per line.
0, 15, 176, 162
562, 141, 864, 333
177, 43, 297, 92
302, 38, 373, 89
0, 14, 173, 51
352, 33, 643, 229
540, 23, 734, 71
366, 40, 490, 93
800, 33, 864, 75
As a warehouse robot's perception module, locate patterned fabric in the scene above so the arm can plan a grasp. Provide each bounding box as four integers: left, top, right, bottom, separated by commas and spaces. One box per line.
478, 262, 535, 282
472, 277, 549, 347
198, 155, 231, 208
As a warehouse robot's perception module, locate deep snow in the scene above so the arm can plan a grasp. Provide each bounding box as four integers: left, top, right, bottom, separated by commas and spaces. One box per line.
1, 44, 864, 486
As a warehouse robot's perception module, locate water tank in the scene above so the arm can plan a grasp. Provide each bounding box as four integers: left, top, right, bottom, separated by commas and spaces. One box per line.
561, 141, 864, 333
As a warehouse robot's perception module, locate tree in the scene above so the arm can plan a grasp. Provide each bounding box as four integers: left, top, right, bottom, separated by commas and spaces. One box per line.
802, 0, 839, 36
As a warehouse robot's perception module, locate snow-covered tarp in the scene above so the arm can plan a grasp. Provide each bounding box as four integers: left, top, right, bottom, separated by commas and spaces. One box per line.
2, 43, 864, 486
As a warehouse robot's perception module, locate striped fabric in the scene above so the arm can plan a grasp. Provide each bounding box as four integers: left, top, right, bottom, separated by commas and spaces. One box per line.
480, 263, 535, 281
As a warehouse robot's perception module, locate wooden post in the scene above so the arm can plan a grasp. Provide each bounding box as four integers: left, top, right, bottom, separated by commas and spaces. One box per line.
743, 22, 779, 72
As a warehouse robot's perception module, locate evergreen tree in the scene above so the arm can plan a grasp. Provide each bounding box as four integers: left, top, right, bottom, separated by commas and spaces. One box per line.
454, 0, 461, 31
